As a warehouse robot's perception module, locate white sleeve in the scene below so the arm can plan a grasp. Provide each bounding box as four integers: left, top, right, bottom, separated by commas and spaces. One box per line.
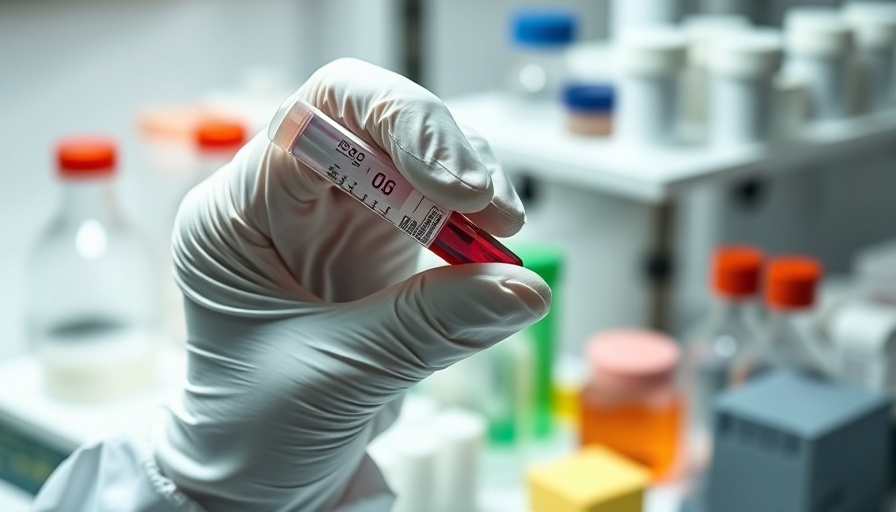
31, 432, 206, 512
31, 429, 395, 512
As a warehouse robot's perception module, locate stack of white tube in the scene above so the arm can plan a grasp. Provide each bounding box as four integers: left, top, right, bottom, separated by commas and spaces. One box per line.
368, 397, 486, 512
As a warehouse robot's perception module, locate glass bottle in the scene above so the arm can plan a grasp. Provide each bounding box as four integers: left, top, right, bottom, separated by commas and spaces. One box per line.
580, 329, 683, 481
27, 137, 157, 401
506, 9, 577, 104
680, 245, 763, 510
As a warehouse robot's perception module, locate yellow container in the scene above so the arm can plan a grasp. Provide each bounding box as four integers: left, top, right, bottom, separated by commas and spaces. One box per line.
527, 446, 649, 512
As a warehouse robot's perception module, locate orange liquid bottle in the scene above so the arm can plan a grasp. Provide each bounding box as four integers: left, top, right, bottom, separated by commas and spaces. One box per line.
579, 329, 684, 481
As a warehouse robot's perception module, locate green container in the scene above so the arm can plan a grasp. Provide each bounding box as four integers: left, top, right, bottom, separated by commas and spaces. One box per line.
513, 241, 563, 439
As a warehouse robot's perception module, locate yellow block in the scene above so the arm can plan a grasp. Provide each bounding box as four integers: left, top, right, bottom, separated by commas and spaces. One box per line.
527, 446, 650, 512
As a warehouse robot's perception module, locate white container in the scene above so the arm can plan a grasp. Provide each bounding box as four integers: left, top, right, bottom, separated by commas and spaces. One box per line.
615, 29, 688, 148
432, 409, 486, 512
784, 7, 855, 120
708, 28, 783, 147
681, 14, 752, 140
371, 426, 439, 512
772, 73, 810, 141
829, 301, 896, 394
843, 2, 896, 112
611, 0, 680, 38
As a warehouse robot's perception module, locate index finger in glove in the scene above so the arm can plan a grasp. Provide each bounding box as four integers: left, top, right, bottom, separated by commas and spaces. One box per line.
297, 58, 495, 214
459, 124, 525, 237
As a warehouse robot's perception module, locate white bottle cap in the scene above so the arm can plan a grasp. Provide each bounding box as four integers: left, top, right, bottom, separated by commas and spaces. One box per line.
843, 2, 896, 50
617, 28, 688, 77
709, 28, 784, 78
785, 7, 853, 58
683, 14, 752, 67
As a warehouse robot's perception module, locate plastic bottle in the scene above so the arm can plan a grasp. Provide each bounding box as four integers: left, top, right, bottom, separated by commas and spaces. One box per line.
843, 2, 896, 112
784, 7, 855, 120
510, 242, 564, 439
27, 138, 157, 401
708, 29, 783, 148
580, 329, 683, 480
506, 9, 577, 103
680, 245, 763, 509
562, 83, 615, 136
761, 256, 832, 374
615, 29, 687, 148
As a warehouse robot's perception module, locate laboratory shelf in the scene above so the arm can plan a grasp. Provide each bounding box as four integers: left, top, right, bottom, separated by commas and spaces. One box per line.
447, 93, 896, 204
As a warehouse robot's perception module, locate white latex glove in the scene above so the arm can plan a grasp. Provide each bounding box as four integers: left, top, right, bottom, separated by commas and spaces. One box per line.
154, 58, 551, 511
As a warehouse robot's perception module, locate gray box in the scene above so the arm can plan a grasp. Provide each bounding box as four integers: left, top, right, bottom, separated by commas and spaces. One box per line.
707, 370, 891, 512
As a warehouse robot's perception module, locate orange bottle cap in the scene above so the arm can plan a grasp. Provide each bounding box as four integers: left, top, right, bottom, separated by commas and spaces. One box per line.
196, 120, 247, 151
712, 245, 763, 298
56, 137, 116, 178
765, 256, 822, 309
586, 329, 679, 393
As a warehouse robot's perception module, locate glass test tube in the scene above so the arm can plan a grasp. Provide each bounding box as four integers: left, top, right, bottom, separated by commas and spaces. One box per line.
269, 95, 521, 266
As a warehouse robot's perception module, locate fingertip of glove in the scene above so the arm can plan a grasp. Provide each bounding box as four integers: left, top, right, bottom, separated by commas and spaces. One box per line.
496, 265, 552, 321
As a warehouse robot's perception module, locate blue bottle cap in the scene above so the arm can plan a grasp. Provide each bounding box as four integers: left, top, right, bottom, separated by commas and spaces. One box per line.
511, 10, 577, 47
563, 83, 615, 113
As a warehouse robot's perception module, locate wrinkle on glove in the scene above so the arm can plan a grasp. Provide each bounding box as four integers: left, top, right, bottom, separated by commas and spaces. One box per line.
153, 58, 550, 512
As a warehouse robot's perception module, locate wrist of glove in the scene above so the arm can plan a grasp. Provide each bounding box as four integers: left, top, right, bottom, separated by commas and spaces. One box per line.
154, 58, 551, 512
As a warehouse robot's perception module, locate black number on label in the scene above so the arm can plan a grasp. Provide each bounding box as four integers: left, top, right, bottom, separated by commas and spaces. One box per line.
372, 172, 395, 195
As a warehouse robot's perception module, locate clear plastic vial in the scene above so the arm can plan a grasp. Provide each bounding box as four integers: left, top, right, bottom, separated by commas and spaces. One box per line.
506, 9, 577, 103
784, 7, 855, 120
681, 245, 763, 510
708, 29, 783, 148
843, 2, 896, 112
27, 138, 157, 401
269, 95, 521, 266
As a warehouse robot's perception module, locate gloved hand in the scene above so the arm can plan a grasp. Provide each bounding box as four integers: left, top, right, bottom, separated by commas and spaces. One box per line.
155, 58, 551, 511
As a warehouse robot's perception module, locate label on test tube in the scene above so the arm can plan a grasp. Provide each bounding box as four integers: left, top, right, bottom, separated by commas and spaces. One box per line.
269, 96, 449, 247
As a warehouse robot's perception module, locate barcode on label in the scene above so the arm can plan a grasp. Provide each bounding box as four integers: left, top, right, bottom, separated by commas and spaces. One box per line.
399, 206, 445, 244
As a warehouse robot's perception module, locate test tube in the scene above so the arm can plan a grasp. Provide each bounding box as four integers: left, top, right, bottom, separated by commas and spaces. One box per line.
269, 95, 522, 266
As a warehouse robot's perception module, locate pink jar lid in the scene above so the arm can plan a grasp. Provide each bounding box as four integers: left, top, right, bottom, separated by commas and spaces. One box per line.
586, 329, 680, 393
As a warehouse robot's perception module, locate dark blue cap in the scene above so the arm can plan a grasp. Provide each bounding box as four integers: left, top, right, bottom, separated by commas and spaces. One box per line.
511, 10, 577, 47
563, 83, 615, 112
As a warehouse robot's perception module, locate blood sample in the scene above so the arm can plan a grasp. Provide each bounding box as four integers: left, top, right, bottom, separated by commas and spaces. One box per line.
268, 95, 521, 266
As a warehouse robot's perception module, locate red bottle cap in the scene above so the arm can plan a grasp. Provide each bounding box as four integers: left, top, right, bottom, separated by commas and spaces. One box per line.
712, 245, 763, 298
196, 120, 247, 151
765, 256, 822, 310
56, 137, 116, 178
586, 329, 679, 394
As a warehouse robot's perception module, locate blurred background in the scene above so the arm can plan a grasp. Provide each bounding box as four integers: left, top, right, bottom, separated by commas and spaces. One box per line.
3, 0, 896, 511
